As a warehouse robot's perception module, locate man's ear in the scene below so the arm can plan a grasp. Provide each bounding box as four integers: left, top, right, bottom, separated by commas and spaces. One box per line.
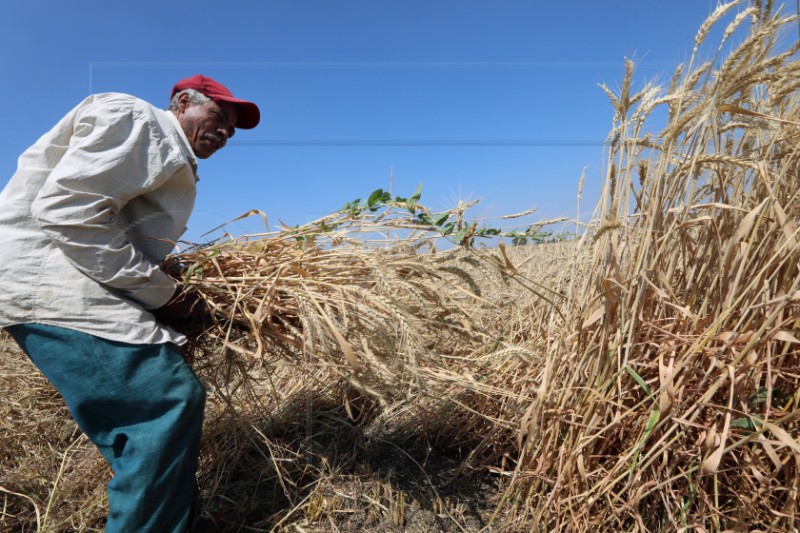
177, 93, 191, 113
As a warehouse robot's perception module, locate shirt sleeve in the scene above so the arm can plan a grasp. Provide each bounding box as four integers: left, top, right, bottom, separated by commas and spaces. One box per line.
30, 98, 182, 310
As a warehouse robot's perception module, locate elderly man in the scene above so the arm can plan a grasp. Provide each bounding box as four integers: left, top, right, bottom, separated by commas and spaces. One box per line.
0, 75, 259, 531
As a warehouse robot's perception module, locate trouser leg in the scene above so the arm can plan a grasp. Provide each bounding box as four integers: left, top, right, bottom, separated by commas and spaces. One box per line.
6, 323, 206, 533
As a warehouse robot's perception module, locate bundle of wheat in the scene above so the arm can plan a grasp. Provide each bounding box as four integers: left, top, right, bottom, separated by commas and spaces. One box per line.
167, 204, 539, 400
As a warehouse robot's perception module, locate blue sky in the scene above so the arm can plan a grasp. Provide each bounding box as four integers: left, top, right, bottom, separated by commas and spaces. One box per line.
0, 1, 771, 243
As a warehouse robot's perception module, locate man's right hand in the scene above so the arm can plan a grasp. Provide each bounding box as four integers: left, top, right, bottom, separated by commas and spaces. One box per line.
153, 286, 208, 323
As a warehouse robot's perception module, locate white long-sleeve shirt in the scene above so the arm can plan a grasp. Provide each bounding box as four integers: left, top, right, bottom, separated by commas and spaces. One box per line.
0, 92, 199, 345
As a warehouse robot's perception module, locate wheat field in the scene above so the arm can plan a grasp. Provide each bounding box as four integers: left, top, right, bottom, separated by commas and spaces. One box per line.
2, 1, 800, 531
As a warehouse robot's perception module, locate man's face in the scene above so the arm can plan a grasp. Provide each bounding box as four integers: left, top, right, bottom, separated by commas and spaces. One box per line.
175, 95, 239, 159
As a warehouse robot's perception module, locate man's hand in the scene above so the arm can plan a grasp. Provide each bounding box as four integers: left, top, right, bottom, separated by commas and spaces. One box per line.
153, 286, 211, 362
153, 286, 208, 323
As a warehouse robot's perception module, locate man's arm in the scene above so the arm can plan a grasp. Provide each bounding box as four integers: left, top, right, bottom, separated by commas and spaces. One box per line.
31, 98, 184, 310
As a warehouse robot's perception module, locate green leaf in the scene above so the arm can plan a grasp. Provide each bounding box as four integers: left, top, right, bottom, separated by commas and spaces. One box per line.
731, 417, 755, 430
452, 227, 469, 244
183, 262, 203, 284
342, 199, 360, 210
368, 189, 384, 207
433, 212, 450, 226
749, 387, 771, 406
624, 365, 653, 398
629, 405, 661, 476
474, 226, 501, 237
644, 406, 660, 433
409, 182, 423, 203
441, 222, 455, 236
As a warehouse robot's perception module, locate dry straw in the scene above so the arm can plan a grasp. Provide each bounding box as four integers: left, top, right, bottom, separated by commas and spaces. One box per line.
509, 2, 800, 531
165, 205, 541, 401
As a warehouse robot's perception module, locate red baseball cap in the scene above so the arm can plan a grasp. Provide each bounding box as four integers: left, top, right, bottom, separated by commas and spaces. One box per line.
171, 74, 260, 129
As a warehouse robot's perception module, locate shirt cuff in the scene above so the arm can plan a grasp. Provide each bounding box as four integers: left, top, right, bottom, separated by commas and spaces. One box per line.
130, 269, 179, 309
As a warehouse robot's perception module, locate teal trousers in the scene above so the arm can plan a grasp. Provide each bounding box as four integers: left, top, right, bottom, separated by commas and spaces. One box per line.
6, 323, 206, 532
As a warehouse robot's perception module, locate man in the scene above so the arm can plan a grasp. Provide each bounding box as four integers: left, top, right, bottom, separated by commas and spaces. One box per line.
0, 75, 260, 531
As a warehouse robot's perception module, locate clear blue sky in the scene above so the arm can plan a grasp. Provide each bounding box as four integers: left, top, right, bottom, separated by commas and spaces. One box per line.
0, 1, 775, 243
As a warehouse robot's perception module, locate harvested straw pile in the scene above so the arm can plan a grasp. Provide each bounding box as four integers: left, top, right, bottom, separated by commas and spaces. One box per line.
166, 205, 552, 400
510, 2, 800, 531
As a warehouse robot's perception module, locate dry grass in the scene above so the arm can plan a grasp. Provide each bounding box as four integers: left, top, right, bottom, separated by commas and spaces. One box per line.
2, 1, 800, 531
0, 335, 108, 532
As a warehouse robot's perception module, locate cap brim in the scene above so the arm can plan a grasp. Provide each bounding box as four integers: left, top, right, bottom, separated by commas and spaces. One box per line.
212, 95, 260, 129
